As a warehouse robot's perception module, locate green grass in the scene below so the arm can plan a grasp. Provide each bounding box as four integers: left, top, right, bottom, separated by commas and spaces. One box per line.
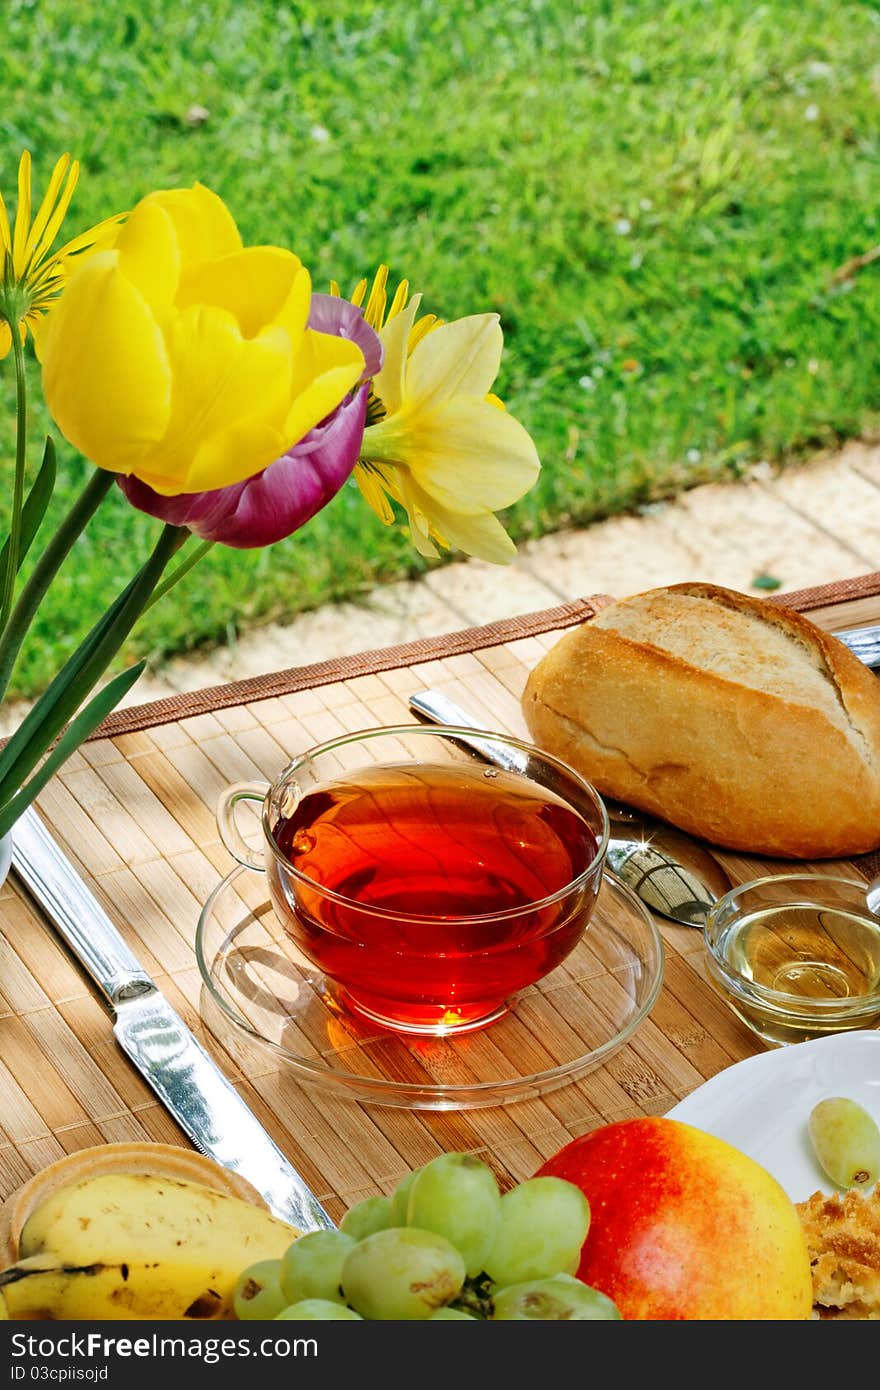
2, 0, 880, 697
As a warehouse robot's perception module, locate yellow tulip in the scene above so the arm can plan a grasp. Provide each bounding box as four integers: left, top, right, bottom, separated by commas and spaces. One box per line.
358, 294, 540, 563
36, 183, 364, 496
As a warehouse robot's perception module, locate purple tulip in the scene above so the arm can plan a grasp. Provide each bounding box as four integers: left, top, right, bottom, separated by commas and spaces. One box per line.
118, 295, 382, 549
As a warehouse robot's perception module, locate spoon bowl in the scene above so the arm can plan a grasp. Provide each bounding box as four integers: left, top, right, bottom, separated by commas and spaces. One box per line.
606, 824, 731, 928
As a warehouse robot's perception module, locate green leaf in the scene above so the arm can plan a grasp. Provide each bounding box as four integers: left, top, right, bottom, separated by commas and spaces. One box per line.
0, 524, 183, 804
0, 468, 115, 706
0, 662, 146, 840
0, 437, 56, 582
0, 573, 140, 790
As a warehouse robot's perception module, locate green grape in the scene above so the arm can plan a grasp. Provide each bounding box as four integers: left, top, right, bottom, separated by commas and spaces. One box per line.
339, 1194, 394, 1241
389, 1169, 419, 1225
406, 1152, 501, 1277
491, 1273, 621, 1320
233, 1259, 288, 1320
341, 1227, 466, 1320
483, 1176, 590, 1286
279, 1230, 356, 1306
808, 1096, 880, 1191
275, 1299, 362, 1320
430, 1306, 478, 1320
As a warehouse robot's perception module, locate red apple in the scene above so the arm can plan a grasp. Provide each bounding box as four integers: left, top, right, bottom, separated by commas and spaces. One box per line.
537, 1116, 813, 1320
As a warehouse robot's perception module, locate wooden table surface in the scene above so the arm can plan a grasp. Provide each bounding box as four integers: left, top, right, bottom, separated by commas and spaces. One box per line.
2, 573, 879, 1221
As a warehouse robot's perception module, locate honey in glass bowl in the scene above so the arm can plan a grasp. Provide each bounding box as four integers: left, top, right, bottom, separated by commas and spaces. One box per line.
703, 873, 880, 1047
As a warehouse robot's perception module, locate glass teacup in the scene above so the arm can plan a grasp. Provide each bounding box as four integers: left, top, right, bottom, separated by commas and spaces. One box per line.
217, 723, 609, 1036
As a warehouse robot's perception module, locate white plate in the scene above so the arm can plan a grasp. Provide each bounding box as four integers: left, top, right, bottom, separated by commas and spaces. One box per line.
666, 1032, 880, 1202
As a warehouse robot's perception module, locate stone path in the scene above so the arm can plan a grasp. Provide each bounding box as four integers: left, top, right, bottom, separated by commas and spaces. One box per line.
4, 436, 880, 734
132, 436, 880, 700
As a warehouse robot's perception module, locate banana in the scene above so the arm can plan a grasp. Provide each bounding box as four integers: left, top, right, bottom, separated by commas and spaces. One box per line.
0, 1172, 300, 1320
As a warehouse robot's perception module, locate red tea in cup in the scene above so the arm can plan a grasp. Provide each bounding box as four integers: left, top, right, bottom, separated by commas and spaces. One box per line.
218, 724, 608, 1036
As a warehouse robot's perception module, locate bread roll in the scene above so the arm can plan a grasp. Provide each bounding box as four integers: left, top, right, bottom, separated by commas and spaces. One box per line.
521, 581, 880, 858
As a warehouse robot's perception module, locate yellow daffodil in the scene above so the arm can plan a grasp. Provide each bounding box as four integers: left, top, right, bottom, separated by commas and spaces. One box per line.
37, 183, 364, 496
356, 270, 540, 564
0, 150, 122, 359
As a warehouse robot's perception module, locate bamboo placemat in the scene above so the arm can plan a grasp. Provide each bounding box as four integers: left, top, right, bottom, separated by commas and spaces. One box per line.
2, 573, 880, 1220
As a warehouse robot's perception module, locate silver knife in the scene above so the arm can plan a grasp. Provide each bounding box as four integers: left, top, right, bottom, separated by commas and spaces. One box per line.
833, 621, 880, 668
10, 804, 333, 1233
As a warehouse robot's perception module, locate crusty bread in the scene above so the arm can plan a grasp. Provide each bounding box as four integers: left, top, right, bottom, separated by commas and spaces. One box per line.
0, 1143, 269, 1267
521, 581, 880, 857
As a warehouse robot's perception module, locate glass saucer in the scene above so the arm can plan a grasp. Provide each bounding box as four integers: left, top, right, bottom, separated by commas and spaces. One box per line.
195, 865, 665, 1111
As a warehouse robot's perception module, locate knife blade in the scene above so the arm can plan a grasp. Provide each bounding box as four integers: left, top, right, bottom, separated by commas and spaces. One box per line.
10, 804, 334, 1233
833, 622, 880, 668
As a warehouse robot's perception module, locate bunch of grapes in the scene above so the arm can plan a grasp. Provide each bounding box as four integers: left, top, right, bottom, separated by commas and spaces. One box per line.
233, 1152, 620, 1320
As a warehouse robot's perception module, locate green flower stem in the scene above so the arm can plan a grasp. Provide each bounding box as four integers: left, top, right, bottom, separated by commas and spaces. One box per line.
0, 660, 146, 840
0, 468, 115, 705
143, 538, 214, 612
0, 522, 187, 812
0, 327, 29, 633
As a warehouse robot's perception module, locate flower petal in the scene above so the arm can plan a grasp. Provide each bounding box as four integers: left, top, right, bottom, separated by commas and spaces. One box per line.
408, 399, 540, 510
308, 293, 383, 379
38, 250, 172, 474
0, 188, 11, 255
284, 328, 365, 447
142, 183, 242, 262
135, 303, 294, 494
201, 384, 366, 546
429, 505, 517, 563
404, 313, 502, 411
119, 384, 369, 548
362, 396, 540, 512
114, 198, 181, 314
179, 248, 311, 343
55, 210, 128, 261
23, 153, 74, 267
395, 472, 441, 559
372, 296, 420, 416
354, 462, 397, 526
402, 474, 518, 563
159, 417, 291, 497
0, 320, 11, 359
12, 151, 32, 275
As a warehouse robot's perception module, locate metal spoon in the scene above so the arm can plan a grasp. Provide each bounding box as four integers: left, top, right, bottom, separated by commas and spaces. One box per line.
407, 689, 731, 928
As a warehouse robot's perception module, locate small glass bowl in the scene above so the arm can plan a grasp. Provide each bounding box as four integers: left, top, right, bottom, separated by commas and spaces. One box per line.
703, 872, 880, 1048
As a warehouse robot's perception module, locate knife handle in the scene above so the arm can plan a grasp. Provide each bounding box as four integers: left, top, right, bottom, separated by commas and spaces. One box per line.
11, 806, 155, 1007
407, 691, 531, 774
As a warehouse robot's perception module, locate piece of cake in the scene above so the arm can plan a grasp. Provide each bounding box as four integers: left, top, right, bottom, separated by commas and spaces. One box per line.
796, 1187, 880, 1319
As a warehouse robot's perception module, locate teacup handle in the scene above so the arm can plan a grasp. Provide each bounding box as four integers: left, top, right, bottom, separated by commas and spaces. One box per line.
217, 781, 269, 871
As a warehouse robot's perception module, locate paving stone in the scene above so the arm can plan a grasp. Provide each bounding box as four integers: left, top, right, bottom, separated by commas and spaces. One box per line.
650, 477, 870, 595
422, 557, 563, 625
764, 455, 880, 570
